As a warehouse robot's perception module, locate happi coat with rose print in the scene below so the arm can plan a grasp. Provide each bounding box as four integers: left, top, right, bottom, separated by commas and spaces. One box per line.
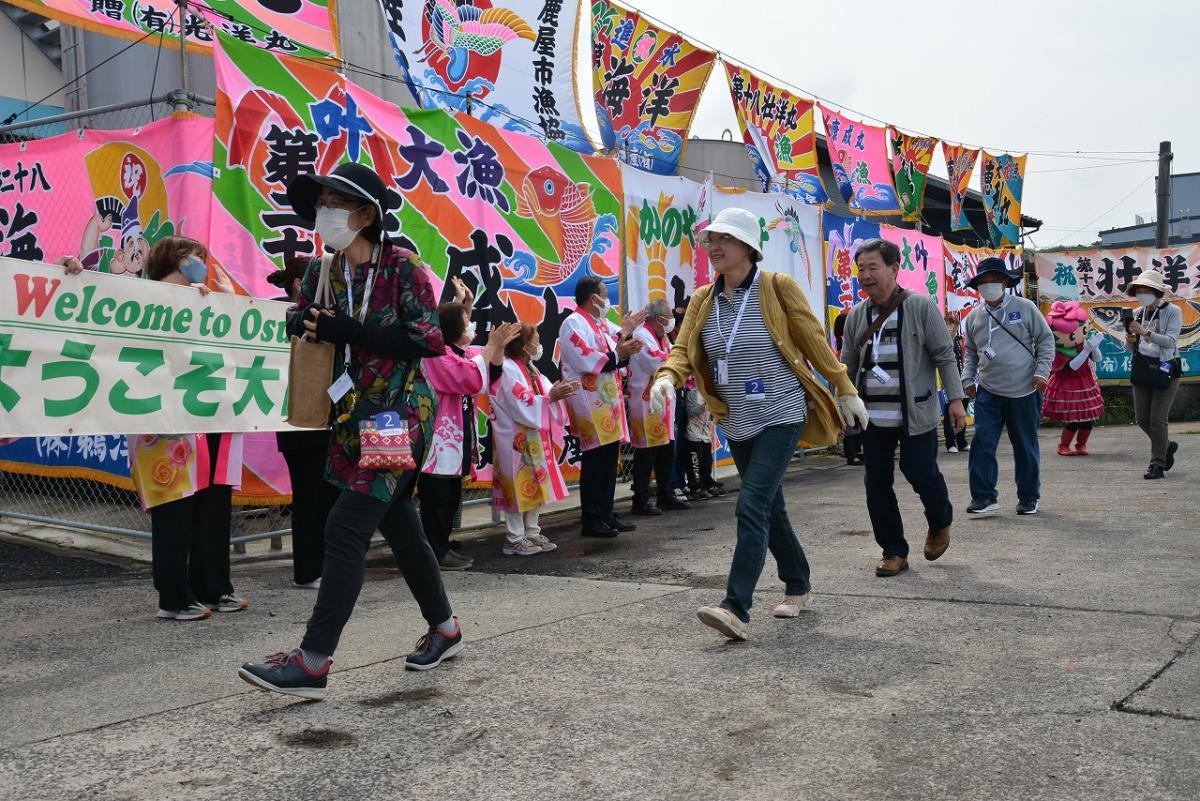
128, 433, 244, 510
557, 310, 629, 451
487, 358, 569, 514
420, 345, 487, 477
626, 322, 675, 448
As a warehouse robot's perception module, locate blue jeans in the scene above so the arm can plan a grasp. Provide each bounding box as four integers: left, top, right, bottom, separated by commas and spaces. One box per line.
722, 424, 810, 623
968, 388, 1043, 504
862, 424, 953, 558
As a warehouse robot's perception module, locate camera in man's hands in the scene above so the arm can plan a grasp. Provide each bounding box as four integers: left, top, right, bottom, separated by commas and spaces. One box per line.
1120, 308, 1135, 330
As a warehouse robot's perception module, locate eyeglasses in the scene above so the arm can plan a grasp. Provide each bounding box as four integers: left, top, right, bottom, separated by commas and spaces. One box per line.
314, 198, 366, 212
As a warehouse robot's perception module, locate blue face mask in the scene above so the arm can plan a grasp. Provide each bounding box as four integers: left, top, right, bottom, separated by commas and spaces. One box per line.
179, 256, 208, 284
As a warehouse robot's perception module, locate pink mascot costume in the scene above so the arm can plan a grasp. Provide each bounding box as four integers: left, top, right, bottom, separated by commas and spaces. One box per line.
1044, 301, 1105, 455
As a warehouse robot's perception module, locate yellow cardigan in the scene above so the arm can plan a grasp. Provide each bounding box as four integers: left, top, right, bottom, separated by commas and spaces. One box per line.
655, 270, 857, 447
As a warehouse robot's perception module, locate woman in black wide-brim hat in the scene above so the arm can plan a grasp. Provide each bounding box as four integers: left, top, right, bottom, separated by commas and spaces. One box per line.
240, 163, 462, 700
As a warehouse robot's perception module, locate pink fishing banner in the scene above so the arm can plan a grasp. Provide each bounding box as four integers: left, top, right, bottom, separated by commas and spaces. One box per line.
7, 0, 339, 58
0, 114, 213, 278
818, 106, 899, 216
880, 224, 945, 312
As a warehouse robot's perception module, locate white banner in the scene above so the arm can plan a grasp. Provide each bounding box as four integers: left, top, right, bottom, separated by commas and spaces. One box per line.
378, 0, 593, 152
0, 259, 295, 437
697, 185, 824, 317
621, 165, 704, 311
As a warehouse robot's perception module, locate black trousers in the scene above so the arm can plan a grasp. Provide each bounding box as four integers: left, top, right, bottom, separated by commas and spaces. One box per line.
301, 466, 451, 656
150, 483, 233, 610
418, 472, 462, 559
862, 424, 953, 559
631, 443, 674, 504
579, 441, 620, 527
279, 432, 335, 585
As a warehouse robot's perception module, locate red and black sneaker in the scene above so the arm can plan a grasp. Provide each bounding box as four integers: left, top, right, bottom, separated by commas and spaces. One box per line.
404, 618, 464, 671
238, 649, 329, 701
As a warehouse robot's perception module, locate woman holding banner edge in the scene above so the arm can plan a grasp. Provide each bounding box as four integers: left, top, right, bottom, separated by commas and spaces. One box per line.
60, 236, 248, 622
239, 163, 460, 701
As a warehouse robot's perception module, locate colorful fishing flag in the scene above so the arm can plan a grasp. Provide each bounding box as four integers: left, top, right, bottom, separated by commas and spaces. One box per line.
724, 64, 828, 205
819, 106, 899, 216
377, 0, 593, 153
881, 224, 944, 312
213, 32, 622, 481
1032, 244, 1200, 381
0, 115, 213, 278
621, 166, 703, 309
944, 241, 1024, 319
591, 0, 716, 176
7, 0, 339, 57
822, 212, 879, 334
942, 142, 979, 232
889, 129, 937, 223
980, 151, 1027, 247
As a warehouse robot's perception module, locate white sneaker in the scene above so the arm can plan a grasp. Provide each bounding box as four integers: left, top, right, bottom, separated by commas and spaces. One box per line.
528, 533, 557, 552
696, 606, 748, 640
771, 593, 811, 618
204, 594, 249, 613
502, 538, 542, 556
294, 578, 322, 590
947, 446, 959, 453
156, 602, 212, 621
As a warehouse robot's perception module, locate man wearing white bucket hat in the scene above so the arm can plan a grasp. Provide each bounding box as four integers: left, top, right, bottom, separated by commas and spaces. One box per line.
650, 207, 868, 640
1122, 270, 1183, 480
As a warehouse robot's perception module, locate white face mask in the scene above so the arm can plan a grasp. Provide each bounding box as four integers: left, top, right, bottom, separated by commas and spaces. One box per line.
463, 322, 477, 342
594, 294, 609, 312
661, 316, 676, 334
315, 206, 362, 252
979, 283, 1005, 303
529, 344, 543, 360
1135, 292, 1157, 308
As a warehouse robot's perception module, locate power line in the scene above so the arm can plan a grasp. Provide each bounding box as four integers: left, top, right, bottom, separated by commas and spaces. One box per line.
2, 28, 159, 126
1047, 176, 1153, 248
1027, 159, 1157, 175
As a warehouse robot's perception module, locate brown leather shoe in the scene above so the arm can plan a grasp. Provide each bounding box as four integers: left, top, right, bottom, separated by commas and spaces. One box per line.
875, 555, 909, 577
924, 525, 951, 561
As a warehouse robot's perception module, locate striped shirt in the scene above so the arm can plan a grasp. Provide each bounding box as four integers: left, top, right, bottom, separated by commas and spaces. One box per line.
862, 306, 903, 428
700, 268, 806, 441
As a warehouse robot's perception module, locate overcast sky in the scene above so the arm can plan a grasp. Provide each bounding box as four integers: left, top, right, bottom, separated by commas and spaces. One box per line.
583, 0, 1197, 249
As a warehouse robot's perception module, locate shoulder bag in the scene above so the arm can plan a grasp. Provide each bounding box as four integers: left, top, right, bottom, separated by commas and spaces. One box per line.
285, 255, 338, 429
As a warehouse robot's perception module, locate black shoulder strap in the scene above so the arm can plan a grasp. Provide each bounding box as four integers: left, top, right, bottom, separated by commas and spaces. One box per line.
983, 302, 1035, 358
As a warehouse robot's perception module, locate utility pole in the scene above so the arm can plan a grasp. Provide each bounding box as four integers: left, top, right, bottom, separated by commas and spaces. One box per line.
172, 0, 194, 113
1156, 140, 1172, 248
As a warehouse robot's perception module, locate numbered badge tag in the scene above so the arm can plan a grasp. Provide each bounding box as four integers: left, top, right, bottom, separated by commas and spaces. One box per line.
1007, 311, 1023, 323
715, 358, 729, 384
744, 378, 766, 401
373, 410, 404, 433
327, 372, 354, 403
870, 364, 892, 384
983, 346, 997, 361
1160, 360, 1173, 374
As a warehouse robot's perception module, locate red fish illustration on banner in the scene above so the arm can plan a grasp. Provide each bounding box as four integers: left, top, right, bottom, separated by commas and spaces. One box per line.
516, 166, 603, 286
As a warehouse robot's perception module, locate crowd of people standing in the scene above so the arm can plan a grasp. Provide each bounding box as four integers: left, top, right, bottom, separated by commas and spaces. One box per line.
48, 162, 1186, 699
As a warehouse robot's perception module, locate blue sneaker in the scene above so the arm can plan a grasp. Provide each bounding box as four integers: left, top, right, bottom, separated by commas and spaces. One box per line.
404, 618, 464, 671
238, 649, 329, 700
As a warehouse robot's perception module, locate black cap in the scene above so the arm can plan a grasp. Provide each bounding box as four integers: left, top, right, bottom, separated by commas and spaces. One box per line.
968, 256, 1020, 289
286, 162, 388, 226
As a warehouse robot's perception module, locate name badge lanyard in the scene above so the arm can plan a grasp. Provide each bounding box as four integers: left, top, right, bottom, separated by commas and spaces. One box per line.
713, 272, 757, 361
340, 245, 381, 368
984, 295, 1011, 354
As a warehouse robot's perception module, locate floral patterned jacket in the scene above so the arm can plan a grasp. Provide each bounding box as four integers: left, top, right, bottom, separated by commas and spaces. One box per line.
287, 244, 443, 501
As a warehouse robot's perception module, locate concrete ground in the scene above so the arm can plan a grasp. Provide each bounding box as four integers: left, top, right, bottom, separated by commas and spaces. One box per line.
1, 424, 1197, 800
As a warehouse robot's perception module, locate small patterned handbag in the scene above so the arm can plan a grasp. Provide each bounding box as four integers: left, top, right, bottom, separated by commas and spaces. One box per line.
358, 410, 416, 470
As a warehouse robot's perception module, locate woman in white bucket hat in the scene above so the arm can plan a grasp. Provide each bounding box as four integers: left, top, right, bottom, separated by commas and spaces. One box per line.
650, 207, 869, 640
1123, 270, 1182, 479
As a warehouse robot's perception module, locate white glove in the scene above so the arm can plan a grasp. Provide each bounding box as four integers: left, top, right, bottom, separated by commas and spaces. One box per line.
837, 394, 869, 429
1068, 348, 1090, 371
649, 376, 675, 415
